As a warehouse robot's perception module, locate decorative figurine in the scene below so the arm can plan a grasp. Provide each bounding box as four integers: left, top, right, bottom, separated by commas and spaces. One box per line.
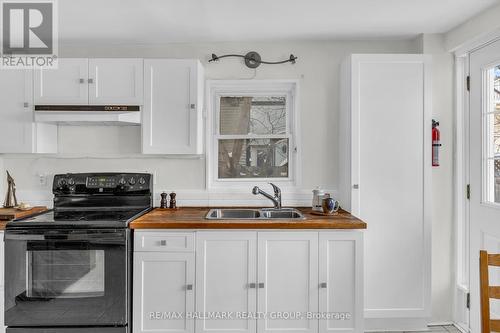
169, 192, 177, 209
160, 192, 169, 209
3, 170, 18, 208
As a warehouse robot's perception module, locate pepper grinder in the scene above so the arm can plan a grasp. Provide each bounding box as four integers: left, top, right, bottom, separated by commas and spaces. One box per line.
169, 192, 177, 209
160, 192, 169, 209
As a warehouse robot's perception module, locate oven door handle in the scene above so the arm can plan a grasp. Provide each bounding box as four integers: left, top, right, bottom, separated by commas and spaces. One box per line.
5, 230, 126, 242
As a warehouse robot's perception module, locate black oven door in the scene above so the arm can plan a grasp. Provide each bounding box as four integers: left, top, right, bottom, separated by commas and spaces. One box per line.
4, 228, 130, 328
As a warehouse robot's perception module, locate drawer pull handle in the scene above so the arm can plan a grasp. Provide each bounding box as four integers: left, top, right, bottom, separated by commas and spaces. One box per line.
186, 284, 193, 291
160, 240, 167, 246
320, 282, 327, 289
258, 283, 265, 289
248, 283, 256, 289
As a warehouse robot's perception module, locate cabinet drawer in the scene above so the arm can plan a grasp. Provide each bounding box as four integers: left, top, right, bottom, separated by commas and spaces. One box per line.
134, 231, 194, 252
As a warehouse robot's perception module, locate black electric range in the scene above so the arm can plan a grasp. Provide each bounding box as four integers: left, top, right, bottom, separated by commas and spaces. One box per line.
5, 172, 153, 333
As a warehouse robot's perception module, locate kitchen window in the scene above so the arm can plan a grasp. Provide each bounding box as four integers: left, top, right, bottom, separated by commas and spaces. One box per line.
207, 80, 300, 188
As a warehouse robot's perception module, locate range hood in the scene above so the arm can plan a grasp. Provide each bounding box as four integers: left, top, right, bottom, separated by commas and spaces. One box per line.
34, 105, 141, 125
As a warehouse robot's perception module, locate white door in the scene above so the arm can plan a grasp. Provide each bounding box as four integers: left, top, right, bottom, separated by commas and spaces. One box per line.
257, 232, 318, 333
195, 232, 257, 333
143, 59, 201, 154
133, 252, 195, 333
319, 232, 364, 333
0, 70, 34, 153
469, 39, 500, 333
347, 55, 432, 322
34, 58, 88, 104
89, 58, 143, 105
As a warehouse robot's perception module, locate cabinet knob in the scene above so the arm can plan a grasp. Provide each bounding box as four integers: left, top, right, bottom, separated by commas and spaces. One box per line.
190, 103, 196, 110
353, 184, 359, 189
258, 283, 265, 289
248, 283, 256, 289
88, 78, 94, 84
79, 78, 85, 84
319, 282, 327, 289
23, 102, 29, 108
160, 240, 167, 246
186, 284, 193, 291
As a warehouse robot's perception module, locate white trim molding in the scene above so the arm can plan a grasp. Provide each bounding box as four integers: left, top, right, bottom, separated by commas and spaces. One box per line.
205, 79, 302, 190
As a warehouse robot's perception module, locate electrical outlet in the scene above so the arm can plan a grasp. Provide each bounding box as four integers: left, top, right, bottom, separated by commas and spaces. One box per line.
37, 173, 47, 187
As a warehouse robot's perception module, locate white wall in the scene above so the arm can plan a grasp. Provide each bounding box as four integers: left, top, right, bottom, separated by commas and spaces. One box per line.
2, 39, 419, 206
1, 38, 456, 323
417, 34, 455, 324
445, 2, 500, 52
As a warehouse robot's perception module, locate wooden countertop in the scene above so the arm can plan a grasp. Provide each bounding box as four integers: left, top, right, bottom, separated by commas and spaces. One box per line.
130, 207, 366, 229
0, 206, 49, 230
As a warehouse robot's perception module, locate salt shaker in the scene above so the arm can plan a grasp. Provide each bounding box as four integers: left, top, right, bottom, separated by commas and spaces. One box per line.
160, 192, 168, 208
169, 192, 177, 209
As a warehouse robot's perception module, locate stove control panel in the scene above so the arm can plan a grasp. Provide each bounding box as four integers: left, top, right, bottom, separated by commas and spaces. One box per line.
87, 176, 117, 188
53, 173, 152, 194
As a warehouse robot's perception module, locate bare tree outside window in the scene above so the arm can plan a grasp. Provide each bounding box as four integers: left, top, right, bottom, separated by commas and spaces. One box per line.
493, 66, 500, 202
218, 96, 289, 179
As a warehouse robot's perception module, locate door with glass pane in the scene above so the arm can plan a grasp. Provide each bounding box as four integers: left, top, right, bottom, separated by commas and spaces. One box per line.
469, 39, 500, 333
4, 229, 128, 327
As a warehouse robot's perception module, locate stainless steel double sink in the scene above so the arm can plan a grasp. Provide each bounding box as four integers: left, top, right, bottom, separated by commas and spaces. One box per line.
206, 208, 305, 220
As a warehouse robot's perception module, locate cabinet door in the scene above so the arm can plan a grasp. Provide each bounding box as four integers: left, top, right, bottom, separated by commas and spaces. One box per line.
0, 70, 33, 153
319, 232, 363, 333
347, 55, 431, 322
89, 58, 143, 105
34, 58, 88, 104
196, 232, 257, 333
133, 252, 195, 333
257, 232, 318, 333
143, 59, 203, 154
0, 70, 57, 153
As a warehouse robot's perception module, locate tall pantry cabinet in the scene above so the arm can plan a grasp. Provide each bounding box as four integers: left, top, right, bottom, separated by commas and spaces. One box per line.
339, 54, 432, 331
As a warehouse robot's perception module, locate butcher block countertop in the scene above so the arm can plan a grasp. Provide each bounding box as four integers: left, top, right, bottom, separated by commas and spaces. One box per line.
0, 206, 49, 230
130, 207, 366, 229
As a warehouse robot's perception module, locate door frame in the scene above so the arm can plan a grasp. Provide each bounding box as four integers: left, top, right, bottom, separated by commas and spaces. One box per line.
453, 35, 500, 331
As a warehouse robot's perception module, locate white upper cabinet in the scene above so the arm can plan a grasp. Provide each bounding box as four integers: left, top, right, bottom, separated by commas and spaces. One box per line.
340, 54, 431, 330
143, 59, 204, 154
257, 232, 318, 333
89, 58, 143, 105
34, 58, 143, 105
34, 58, 89, 105
0, 70, 57, 153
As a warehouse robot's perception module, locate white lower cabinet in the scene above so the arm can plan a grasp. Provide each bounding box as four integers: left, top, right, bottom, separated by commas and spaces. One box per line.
133, 230, 363, 333
0, 231, 4, 333
319, 232, 363, 333
257, 232, 318, 333
133, 232, 195, 333
196, 232, 257, 333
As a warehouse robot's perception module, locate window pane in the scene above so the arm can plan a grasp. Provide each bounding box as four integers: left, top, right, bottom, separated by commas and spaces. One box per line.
218, 138, 289, 178
219, 96, 286, 135
28, 250, 105, 298
484, 66, 500, 204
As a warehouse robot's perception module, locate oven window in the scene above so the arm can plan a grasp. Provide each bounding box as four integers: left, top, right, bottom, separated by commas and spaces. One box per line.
27, 250, 105, 298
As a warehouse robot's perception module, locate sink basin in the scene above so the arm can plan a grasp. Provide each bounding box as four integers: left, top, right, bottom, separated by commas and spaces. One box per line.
206, 208, 305, 220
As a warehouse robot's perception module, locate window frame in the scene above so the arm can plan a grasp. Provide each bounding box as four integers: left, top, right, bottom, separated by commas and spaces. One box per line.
206, 80, 301, 189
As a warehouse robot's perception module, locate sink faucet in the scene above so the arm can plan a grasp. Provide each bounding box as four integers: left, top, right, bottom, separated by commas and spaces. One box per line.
252, 183, 282, 209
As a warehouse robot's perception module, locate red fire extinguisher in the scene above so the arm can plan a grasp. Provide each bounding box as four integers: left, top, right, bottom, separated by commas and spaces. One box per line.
432, 120, 441, 167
